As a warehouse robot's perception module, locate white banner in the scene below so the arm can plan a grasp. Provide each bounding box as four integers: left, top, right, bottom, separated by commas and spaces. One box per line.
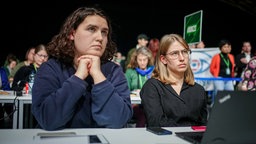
190, 48, 220, 91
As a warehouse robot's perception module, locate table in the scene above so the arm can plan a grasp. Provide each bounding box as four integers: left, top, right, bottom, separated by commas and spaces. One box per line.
130, 95, 141, 104
0, 91, 18, 129
0, 91, 32, 129
18, 94, 32, 129
0, 127, 194, 144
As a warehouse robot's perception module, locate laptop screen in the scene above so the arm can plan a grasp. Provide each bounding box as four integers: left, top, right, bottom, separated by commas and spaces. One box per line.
175, 91, 256, 144
201, 91, 256, 143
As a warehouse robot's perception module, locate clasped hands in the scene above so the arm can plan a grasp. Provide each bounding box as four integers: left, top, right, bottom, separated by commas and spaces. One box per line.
74, 55, 106, 84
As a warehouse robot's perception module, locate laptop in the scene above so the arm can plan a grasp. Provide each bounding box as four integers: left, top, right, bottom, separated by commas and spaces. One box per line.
175, 131, 204, 144
175, 91, 256, 144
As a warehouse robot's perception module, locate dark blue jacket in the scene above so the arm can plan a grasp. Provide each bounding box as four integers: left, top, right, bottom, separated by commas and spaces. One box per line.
0, 68, 10, 90
32, 58, 133, 130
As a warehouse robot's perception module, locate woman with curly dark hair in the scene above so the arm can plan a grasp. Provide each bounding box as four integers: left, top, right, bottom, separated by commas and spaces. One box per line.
32, 7, 133, 130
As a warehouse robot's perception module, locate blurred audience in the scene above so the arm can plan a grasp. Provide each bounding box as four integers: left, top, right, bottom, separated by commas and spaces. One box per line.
148, 38, 160, 60
125, 33, 149, 70
240, 56, 256, 91
0, 67, 11, 128
112, 52, 126, 72
210, 39, 235, 98
125, 46, 154, 127
235, 41, 253, 78
9, 47, 35, 83
2, 53, 19, 86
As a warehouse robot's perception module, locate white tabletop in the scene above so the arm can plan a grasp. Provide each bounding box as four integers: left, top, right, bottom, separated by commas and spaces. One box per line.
0, 91, 16, 99
0, 91, 19, 129
0, 127, 194, 144
1, 91, 140, 104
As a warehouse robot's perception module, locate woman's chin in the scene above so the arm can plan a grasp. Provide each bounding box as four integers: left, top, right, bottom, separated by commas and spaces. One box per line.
82, 51, 103, 57
139, 67, 147, 70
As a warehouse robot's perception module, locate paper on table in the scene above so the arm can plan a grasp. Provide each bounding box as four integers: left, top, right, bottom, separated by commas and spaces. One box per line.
33, 132, 89, 144
33, 132, 109, 144
0, 90, 10, 95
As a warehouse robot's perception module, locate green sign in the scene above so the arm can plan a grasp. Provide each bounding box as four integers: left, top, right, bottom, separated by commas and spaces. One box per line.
183, 10, 203, 44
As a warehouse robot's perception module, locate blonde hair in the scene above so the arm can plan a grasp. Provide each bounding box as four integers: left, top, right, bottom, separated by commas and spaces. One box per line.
152, 34, 195, 85
127, 46, 154, 69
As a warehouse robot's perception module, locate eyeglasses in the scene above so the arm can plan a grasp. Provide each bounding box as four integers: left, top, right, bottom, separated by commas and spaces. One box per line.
36, 54, 48, 59
166, 49, 191, 59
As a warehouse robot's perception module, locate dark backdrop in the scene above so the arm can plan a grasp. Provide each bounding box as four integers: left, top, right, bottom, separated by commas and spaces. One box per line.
2, 0, 256, 65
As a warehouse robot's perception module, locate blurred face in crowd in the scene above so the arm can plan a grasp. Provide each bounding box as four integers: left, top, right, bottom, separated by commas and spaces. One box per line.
138, 38, 148, 47
137, 53, 149, 70
27, 48, 35, 63
221, 44, 231, 54
34, 49, 48, 67
196, 41, 205, 48
9, 60, 17, 69
242, 42, 251, 53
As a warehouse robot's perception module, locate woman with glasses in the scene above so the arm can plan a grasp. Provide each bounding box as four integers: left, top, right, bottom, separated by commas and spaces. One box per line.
140, 34, 208, 127
125, 46, 154, 127
12, 44, 48, 91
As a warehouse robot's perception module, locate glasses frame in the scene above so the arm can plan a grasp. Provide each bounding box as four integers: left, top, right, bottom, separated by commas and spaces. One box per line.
165, 49, 192, 60
36, 53, 48, 59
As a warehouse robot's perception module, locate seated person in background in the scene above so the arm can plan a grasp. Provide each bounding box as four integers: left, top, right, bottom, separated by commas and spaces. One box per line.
2, 53, 18, 87
112, 51, 126, 72
31, 7, 133, 130
9, 47, 35, 83
1, 53, 18, 124
125, 46, 154, 127
0, 67, 11, 128
140, 34, 208, 127
12, 44, 48, 91
0, 67, 11, 91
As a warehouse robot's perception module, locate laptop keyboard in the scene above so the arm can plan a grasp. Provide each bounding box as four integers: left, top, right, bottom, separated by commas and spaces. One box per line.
175, 131, 204, 144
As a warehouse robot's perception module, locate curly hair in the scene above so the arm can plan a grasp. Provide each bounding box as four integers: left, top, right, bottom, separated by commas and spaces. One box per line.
47, 7, 117, 66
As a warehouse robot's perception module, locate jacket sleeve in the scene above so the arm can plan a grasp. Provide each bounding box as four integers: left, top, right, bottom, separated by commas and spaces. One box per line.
32, 62, 88, 130
235, 54, 244, 69
125, 68, 133, 90
210, 55, 219, 77
0, 69, 10, 90
91, 64, 133, 128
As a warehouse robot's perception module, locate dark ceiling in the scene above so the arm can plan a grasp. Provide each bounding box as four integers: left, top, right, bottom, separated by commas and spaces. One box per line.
219, 0, 256, 16
1, 0, 256, 66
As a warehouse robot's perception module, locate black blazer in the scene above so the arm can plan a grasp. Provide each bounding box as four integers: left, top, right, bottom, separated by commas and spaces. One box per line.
140, 78, 208, 127
235, 53, 254, 78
